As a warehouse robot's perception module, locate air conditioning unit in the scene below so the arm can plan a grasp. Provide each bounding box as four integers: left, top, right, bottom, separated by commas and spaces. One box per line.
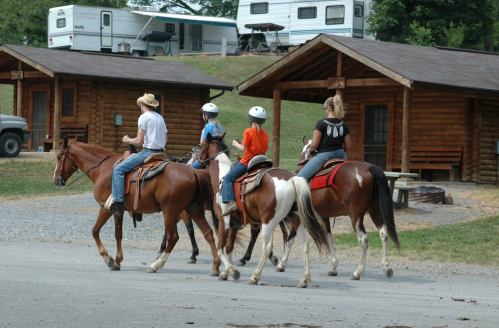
140, 6, 159, 12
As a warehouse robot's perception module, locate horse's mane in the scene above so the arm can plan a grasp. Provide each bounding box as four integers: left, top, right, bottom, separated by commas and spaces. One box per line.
212, 137, 232, 166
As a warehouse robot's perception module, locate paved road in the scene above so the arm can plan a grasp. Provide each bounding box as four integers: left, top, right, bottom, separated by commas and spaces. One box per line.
1, 241, 498, 328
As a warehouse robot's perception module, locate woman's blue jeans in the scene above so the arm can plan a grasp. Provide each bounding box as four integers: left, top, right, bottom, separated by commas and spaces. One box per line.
112, 149, 159, 202
222, 161, 248, 203
297, 149, 346, 181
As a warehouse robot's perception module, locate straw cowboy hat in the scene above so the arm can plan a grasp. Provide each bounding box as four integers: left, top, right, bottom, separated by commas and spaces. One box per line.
137, 93, 159, 107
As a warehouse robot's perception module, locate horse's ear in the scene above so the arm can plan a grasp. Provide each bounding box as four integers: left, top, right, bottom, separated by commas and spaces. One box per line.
303, 136, 308, 145
221, 132, 226, 139
63, 137, 69, 148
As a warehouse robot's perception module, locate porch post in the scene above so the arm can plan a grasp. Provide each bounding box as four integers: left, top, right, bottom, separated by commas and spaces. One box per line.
272, 88, 281, 166
53, 76, 62, 151
16, 61, 22, 117
401, 86, 412, 173
336, 52, 343, 98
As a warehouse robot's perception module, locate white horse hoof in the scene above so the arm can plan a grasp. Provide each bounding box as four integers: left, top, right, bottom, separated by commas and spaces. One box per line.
147, 267, 158, 273
350, 273, 360, 280
248, 278, 258, 285
218, 273, 228, 281
297, 282, 308, 288
276, 266, 285, 272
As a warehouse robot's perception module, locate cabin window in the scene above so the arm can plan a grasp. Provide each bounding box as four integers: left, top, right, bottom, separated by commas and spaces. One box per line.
298, 7, 317, 19
250, 3, 269, 14
61, 85, 77, 122
165, 23, 175, 33
355, 4, 364, 17
326, 5, 345, 25
57, 18, 66, 28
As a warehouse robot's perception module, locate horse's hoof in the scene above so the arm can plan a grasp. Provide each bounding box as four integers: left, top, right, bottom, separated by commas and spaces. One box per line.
218, 274, 228, 281
327, 271, 338, 276
236, 260, 246, 266
350, 274, 360, 280
147, 267, 158, 273
105, 257, 114, 268
110, 264, 120, 271
209, 270, 219, 277
187, 258, 197, 264
297, 282, 308, 288
384, 268, 394, 279
232, 270, 241, 281
276, 266, 285, 272
270, 256, 279, 266
248, 278, 258, 285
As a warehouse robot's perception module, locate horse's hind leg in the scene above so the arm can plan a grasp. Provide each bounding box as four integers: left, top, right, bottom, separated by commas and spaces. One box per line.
91, 208, 114, 269
248, 222, 275, 285
182, 212, 199, 264
219, 228, 240, 281
276, 214, 298, 272
368, 205, 393, 279
351, 216, 369, 280
324, 218, 339, 276
147, 213, 180, 273
190, 210, 221, 276
157, 230, 167, 259
237, 224, 260, 266
111, 212, 124, 271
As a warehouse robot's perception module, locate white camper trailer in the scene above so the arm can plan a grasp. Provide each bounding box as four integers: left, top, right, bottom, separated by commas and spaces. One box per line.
236, 0, 373, 49
48, 5, 238, 56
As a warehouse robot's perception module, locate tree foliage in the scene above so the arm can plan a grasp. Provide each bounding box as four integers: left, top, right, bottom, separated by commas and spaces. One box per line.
366, 0, 499, 52
128, 0, 238, 18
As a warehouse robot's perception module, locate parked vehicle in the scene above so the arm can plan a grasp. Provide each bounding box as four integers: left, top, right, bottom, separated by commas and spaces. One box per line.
0, 114, 31, 157
236, 0, 374, 49
48, 5, 238, 56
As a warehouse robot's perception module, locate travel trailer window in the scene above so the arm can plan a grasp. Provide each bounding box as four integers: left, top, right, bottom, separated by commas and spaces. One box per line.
165, 23, 175, 33
355, 4, 364, 17
298, 7, 317, 19
62, 86, 76, 122
103, 13, 111, 26
325, 5, 345, 25
57, 18, 66, 28
250, 3, 269, 14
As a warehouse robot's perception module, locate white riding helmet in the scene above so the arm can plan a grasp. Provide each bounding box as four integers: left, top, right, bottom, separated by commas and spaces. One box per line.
248, 106, 266, 124
200, 103, 219, 118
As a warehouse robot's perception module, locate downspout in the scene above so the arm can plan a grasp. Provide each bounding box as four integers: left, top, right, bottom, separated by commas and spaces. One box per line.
209, 89, 225, 101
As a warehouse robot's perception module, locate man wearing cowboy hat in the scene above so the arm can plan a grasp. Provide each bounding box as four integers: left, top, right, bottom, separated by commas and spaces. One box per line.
104, 93, 167, 214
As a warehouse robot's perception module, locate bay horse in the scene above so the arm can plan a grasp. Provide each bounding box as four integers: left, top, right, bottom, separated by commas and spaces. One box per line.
198, 135, 329, 287
53, 138, 221, 275
276, 137, 400, 280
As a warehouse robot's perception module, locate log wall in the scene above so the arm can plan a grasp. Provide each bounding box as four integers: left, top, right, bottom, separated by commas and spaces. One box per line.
477, 99, 499, 184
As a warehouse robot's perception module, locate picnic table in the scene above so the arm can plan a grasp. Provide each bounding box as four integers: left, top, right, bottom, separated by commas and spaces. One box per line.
384, 172, 419, 209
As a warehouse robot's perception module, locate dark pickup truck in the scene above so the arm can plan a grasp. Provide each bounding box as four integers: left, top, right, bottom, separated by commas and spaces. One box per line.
0, 114, 31, 157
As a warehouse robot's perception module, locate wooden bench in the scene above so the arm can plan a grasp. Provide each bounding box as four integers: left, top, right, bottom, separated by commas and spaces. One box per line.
42, 125, 88, 152
390, 146, 462, 181
393, 186, 417, 209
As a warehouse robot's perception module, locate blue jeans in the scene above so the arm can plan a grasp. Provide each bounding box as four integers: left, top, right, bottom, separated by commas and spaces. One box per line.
222, 161, 248, 203
190, 159, 205, 169
112, 149, 159, 202
297, 149, 346, 181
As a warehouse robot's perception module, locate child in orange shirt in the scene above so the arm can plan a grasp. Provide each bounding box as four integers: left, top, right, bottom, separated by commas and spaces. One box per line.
221, 106, 269, 216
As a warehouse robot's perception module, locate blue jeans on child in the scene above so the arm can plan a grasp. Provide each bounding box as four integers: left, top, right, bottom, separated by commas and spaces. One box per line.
297, 149, 346, 181
190, 159, 205, 169
222, 161, 248, 203
112, 148, 160, 202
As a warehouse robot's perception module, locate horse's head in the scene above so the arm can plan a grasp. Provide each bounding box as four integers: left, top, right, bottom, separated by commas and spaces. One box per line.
54, 137, 79, 188
295, 136, 313, 174
199, 132, 228, 165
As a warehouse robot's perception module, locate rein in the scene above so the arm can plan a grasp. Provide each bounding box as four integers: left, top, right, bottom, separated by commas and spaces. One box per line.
200, 140, 234, 165
176, 144, 201, 163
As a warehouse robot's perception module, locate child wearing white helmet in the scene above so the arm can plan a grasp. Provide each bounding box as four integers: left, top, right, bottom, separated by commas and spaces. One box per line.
221, 106, 269, 216
191, 103, 224, 169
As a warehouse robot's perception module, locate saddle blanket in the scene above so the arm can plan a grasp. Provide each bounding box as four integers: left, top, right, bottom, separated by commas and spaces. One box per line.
310, 161, 350, 190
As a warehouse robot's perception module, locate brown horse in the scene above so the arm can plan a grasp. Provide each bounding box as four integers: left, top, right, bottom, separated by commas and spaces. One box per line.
198, 135, 329, 287
53, 138, 221, 275
276, 136, 400, 280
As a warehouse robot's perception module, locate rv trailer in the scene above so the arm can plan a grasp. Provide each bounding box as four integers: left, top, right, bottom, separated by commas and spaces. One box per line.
48, 5, 238, 56
236, 0, 373, 49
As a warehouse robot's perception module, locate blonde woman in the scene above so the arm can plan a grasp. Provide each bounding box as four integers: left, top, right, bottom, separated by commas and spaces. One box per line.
297, 95, 351, 181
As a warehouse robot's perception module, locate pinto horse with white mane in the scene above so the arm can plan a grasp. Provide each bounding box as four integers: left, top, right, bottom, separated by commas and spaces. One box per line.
198, 134, 329, 287
53, 138, 221, 275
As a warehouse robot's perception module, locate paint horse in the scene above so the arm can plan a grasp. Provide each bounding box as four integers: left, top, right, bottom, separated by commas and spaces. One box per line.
53, 138, 221, 275
277, 136, 400, 280
198, 135, 329, 287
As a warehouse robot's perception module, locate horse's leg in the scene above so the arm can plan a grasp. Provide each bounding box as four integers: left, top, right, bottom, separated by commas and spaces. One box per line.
248, 223, 274, 285
351, 216, 369, 280
156, 230, 167, 259
324, 217, 339, 276
237, 224, 260, 266
190, 212, 221, 276
111, 212, 124, 271
276, 215, 298, 272
147, 213, 179, 273
295, 221, 311, 288
368, 205, 393, 279
91, 208, 114, 268
181, 212, 199, 264
218, 227, 239, 281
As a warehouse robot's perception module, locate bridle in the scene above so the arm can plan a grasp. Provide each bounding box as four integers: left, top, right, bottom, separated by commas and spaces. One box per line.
57, 143, 111, 188
199, 139, 234, 165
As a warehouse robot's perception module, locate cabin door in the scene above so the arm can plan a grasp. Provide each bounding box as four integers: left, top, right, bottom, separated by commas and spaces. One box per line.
29, 87, 50, 151
101, 11, 112, 49
353, 1, 364, 38
363, 104, 388, 170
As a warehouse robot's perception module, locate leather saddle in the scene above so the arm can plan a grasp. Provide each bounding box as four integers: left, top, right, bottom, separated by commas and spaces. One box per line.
313, 158, 345, 177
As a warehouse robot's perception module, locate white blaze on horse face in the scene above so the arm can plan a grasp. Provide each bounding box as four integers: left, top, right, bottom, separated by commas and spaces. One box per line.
355, 167, 363, 188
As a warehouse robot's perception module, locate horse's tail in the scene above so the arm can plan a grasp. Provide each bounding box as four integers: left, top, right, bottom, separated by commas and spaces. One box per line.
370, 165, 400, 250
291, 176, 329, 254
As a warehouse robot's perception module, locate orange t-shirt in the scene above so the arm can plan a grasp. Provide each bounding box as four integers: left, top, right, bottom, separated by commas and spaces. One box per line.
240, 127, 269, 166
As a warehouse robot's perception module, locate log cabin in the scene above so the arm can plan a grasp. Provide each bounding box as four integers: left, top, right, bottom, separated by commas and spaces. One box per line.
0, 44, 233, 156
237, 34, 499, 183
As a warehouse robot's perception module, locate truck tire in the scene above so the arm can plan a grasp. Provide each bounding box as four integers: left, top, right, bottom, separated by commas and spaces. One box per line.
0, 132, 22, 157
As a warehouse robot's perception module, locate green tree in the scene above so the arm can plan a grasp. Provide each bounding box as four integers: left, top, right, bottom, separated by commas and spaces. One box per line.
128, 0, 238, 18
366, 0, 498, 51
